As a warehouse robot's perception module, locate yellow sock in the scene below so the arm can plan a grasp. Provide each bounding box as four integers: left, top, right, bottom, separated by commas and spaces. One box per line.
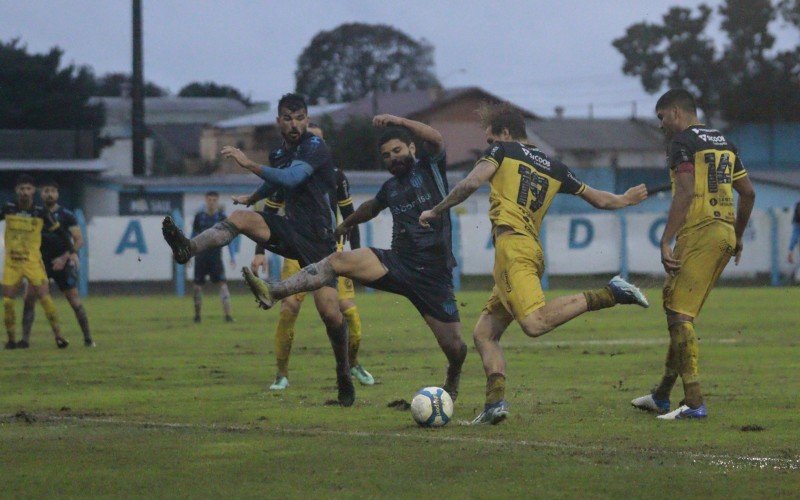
4, 297, 16, 342
670, 321, 702, 407
485, 373, 506, 405
40, 295, 61, 336
583, 286, 616, 311
653, 341, 679, 400
342, 306, 362, 366
275, 309, 297, 377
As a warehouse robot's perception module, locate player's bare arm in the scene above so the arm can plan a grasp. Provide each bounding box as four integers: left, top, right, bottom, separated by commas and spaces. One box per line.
579, 184, 648, 210
335, 198, 382, 239
373, 114, 444, 155
660, 170, 695, 275
419, 159, 498, 227
732, 175, 756, 265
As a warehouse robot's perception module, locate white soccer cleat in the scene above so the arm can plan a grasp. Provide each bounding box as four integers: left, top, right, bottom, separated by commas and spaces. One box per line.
609, 275, 649, 308
269, 375, 289, 391
631, 393, 670, 414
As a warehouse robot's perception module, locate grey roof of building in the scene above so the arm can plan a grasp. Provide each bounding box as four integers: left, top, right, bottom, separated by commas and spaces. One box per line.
213, 87, 538, 129
0, 159, 108, 172
526, 118, 664, 151
92, 96, 249, 113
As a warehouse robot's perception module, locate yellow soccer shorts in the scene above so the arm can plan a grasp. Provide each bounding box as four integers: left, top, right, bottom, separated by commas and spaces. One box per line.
280, 257, 355, 303
483, 232, 546, 322
2, 257, 48, 288
663, 222, 736, 318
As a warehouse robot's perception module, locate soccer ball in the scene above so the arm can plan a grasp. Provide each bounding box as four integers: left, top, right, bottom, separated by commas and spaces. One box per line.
410, 386, 453, 427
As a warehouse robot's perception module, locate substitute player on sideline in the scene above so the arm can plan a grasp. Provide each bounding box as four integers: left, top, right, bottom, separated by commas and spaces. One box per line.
419, 103, 649, 424
242, 115, 467, 400
631, 89, 755, 420
20, 179, 94, 347
161, 93, 355, 407
3, 175, 72, 349
252, 123, 374, 391
190, 191, 235, 324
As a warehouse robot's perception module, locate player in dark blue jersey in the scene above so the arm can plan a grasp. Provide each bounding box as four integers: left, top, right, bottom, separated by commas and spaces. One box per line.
19, 179, 92, 348
161, 93, 355, 406
190, 191, 235, 324
241, 115, 467, 400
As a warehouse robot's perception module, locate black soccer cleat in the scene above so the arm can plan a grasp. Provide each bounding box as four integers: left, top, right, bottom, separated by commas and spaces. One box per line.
4, 340, 17, 350
337, 372, 356, 407
55, 336, 69, 349
224, 315, 235, 323
16, 339, 30, 349
84, 338, 96, 348
162, 216, 192, 264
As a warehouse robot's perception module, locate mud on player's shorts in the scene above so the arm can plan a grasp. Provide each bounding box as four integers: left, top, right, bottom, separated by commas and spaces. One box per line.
663, 221, 736, 318
3, 257, 48, 287
258, 211, 337, 289
45, 260, 80, 291
365, 248, 459, 323
281, 257, 355, 303
482, 232, 546, 322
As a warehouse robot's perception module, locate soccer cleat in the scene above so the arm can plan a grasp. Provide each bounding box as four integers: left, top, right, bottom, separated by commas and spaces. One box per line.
4, 340, 17, 350
225, 315, 235, 323
337, 372, 356, 407
16, 339, 30, 349
609, 275, 649, 308
55, 336, 69, 349
162, 216, 192, 264
269, 375, 289, 390
470, 400, 510, 425
241, 267, 276, 310
631, 393, 670, 414
657, 403, 707, 420
193, 315, 201, 324
84, 338, 96, 348
350, 365, 375, 385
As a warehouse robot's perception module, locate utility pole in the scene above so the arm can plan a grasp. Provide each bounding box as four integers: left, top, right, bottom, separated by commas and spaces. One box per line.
132, 0, 146, 176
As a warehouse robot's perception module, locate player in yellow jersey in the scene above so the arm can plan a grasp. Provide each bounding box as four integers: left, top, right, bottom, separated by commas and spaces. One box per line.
419, 103, 649, 424
2, 175, 72, 349
631, 89, 755, 420
250, 123, 374, 390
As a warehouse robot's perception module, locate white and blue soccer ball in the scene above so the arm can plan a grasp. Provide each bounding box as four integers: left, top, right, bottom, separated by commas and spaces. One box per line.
411, 386, 453, 427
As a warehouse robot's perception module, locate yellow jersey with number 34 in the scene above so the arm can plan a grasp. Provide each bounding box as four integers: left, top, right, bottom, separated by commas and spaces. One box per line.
667, 125, 748, 236
480, 142, 586, 239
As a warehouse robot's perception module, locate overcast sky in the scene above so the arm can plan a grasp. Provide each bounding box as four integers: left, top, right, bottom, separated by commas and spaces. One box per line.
2, 0, 797, 118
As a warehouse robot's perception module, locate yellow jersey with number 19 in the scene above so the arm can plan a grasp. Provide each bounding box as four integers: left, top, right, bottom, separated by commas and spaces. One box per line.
480, 141, 586, 239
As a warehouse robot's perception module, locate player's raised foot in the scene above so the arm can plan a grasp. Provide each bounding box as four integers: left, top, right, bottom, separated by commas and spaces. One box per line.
16, 339, 30, 349
350, 364, 375, 385
55, 336, 69, 349
337, 372, 356, 407
657, 403, 707, 420
269, 375, 289, 390
4, 340, 17, 350
84, 338, 96, 348
241, 267, 276, 310
631, 393, 670, 414
609, 275, 649, 308
470, 400, 509, 425
162, 216, 192, 264
225, 315, 235, 323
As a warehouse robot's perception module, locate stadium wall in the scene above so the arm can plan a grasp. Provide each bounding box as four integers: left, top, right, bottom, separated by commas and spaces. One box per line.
1, 209, 795, 292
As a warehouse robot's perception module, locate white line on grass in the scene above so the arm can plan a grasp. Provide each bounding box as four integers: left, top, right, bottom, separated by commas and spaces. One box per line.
528, 338, 739, 347
23, 413, 798, 472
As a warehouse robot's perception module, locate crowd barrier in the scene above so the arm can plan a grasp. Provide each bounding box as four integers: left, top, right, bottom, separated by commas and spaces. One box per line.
0, 208, 795, 296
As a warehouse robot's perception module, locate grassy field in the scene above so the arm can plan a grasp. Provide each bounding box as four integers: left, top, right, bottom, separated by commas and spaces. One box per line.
1, 286, 799, 498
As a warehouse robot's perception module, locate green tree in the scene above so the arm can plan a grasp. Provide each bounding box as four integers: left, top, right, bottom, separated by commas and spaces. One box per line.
178, 81, 251, 106
296, 23, 440, 105
320, 115, 382, 170
613, 0, 800, 122
92, 72, 168, 97
0, 38, 104, 129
